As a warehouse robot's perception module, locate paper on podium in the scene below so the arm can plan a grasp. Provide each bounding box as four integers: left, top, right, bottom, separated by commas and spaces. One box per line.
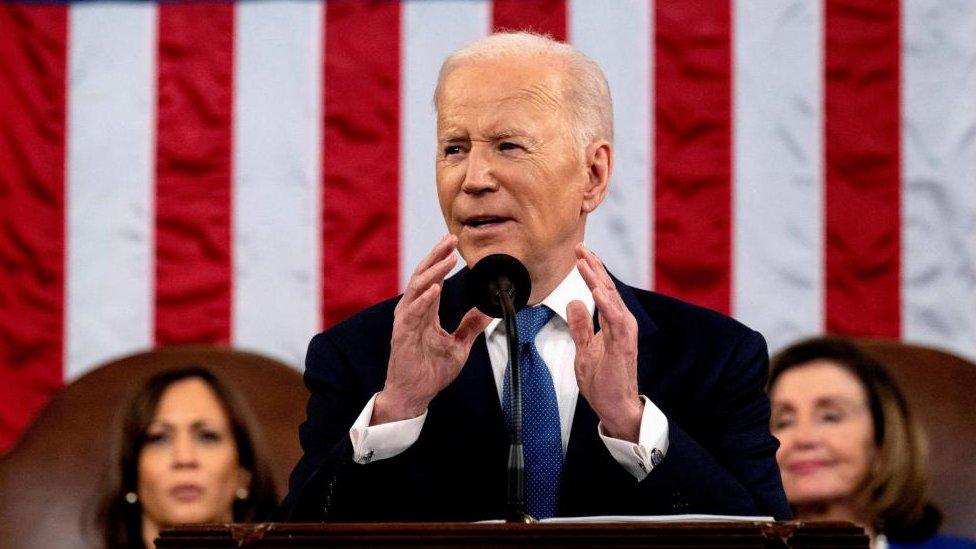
479, 514, 774, 524
540, 514, 775, 523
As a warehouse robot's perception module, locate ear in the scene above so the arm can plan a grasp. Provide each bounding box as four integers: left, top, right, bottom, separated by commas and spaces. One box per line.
582, 140, 612, 214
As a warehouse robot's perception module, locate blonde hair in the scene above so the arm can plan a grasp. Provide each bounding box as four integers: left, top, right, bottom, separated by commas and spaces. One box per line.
434, 31, 613, 148
770, 338, 937, 538
860, 371, 932, 536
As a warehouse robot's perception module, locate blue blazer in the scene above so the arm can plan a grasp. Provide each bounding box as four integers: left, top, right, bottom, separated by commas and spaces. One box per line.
278, 268, 791, 521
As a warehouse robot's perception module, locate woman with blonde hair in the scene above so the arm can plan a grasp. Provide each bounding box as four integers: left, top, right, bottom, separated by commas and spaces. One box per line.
769, 337, 974, 548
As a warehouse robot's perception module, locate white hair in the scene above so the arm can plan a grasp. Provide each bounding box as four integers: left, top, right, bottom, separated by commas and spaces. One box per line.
434, 31, 614, 147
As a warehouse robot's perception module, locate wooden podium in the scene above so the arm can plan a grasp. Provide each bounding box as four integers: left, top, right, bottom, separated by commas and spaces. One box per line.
157, 521, 868, 548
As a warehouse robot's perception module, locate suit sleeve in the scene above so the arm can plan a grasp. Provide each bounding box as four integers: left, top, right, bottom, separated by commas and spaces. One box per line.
639, 329, 791, 518
560, 328, 791, 520
275, 331, 433, 521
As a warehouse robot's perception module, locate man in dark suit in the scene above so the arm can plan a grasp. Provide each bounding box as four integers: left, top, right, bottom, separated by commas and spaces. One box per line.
279, 31, 790, 522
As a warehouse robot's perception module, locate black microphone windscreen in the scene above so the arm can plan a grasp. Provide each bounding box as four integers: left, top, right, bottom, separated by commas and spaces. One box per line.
465, 254, 531, 318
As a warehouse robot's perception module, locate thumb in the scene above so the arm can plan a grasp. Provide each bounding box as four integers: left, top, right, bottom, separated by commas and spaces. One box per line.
453, 308, 492, 348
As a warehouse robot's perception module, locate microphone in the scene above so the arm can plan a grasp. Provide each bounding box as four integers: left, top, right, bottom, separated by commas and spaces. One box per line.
465, 253, 531, 318
465, 254, 535, 523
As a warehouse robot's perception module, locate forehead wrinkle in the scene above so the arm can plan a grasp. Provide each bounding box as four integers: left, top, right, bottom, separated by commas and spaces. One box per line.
514, 81, 563, 113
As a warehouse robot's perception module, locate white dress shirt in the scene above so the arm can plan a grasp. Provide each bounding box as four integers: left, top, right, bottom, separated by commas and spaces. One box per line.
349, 267, 669, 481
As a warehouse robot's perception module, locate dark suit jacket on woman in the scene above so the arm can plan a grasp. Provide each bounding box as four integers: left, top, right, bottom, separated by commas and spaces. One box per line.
278, 268, 791, 521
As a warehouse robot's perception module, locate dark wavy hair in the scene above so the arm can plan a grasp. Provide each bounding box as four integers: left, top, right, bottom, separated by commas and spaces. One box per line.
96, 366, 278, 548
769, 337, 940, 541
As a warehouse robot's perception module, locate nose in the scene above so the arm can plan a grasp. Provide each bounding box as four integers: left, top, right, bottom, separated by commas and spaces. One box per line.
171, 432, 199, 469
786, 417, 823, 450
460, 143, 498, 194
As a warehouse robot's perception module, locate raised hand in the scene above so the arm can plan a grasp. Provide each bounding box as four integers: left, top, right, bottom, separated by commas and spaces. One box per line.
372, 234, 491, 425
566, 244, 643, 442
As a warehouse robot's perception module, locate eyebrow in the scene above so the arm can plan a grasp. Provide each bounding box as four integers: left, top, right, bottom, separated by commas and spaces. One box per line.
812, 396, 861, 409
772, 396, 862, 411
439, 128, 531, 143
147, 419, 223, 430
486, 128, 527, 140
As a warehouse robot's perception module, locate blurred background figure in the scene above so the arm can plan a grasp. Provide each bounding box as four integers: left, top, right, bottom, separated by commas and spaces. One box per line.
97, 367, 278, 548
769, 338, 975, 548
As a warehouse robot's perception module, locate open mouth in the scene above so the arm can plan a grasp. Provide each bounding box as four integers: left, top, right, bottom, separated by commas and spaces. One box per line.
464, 215, 511, 228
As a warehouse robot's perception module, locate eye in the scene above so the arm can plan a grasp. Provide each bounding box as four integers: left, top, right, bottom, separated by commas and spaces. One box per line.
196, 429, 224, 444
770, 413, 794, 431
498, 141, 523, 152
443, 144, 464, 156
144, 431, 169, 445
820, 410, 845, 423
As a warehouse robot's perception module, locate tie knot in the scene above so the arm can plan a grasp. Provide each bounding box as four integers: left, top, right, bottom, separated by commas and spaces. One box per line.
515, 305, 554, 344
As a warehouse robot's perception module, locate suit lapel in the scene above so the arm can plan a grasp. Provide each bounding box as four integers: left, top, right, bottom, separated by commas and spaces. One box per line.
614, 277, 659, 388
437, 269, 508, 439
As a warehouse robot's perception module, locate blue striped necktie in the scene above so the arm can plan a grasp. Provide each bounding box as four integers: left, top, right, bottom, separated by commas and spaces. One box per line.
502, 305, 562, 519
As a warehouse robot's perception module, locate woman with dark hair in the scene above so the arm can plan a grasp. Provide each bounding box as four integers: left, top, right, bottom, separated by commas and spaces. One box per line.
769, 337, 974, 548
97, 366, 278, 548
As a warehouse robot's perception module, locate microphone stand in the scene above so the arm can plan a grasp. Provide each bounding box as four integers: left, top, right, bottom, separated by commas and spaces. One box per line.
492, 279, 535, 523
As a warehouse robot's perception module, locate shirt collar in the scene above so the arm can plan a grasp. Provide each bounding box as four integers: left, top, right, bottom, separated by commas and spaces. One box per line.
485, 265, 595, 338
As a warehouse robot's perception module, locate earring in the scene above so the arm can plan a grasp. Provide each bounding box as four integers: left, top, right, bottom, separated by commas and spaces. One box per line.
235, 487, 249, 501
124, 492, 138, 504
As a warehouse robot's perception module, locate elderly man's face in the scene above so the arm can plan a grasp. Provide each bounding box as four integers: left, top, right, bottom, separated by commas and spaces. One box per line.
436, 55, 592, 277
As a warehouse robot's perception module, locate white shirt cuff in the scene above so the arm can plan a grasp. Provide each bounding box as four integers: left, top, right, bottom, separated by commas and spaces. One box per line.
349, 393, 427, 464
597, 395, 669, 481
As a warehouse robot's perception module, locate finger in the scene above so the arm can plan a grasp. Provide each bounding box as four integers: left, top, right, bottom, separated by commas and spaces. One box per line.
566, 299, 593, 350
420, 282, 446, 333
453, 308, 492, 348
575, 244, 613, 295
594, 285, 636, 343
574, 331, 604, 386
577, 259, 623, 329
576, 254, 600, 292
402, 251, 457, 305
400, 234, 456, 305
401, 282, 442, 326
568, 300, 596, 384
577, 243, 617, 294
412, 234, 457, 277
576, 245, 626, 316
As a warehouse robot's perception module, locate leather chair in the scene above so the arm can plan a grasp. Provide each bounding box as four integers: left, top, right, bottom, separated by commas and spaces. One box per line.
858, 339, 976, 539
0, 346, 308, 548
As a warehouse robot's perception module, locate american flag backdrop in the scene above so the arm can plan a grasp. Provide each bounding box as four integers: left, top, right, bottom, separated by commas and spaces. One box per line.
1, 0, 974, 453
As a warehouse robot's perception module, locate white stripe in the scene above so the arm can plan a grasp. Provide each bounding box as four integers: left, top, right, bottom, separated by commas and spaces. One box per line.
732, 0, 824, 353
569, 0, 652, 289
902, 0, 976, 361
233, 0, 323, 369
400, 0, 490, 287
65, 4, 156, 380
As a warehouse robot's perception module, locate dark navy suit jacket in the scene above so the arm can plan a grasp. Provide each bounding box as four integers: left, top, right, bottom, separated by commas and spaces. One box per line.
278, 268, 791, 521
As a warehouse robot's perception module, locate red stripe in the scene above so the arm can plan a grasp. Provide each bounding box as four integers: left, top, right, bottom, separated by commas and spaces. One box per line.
0, 6, 67, 452
322, 2, 401, 327
155, 5, 235, 345
653, 0, 733, 314
824, 0, 901, 337
492, 0, 567, 40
